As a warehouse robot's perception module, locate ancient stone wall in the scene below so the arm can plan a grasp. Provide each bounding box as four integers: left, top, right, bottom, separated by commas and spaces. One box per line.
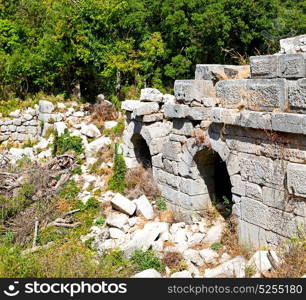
122, 35, 306, 249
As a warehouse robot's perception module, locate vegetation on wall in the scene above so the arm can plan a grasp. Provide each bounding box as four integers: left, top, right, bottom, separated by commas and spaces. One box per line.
0, 0, 305, 101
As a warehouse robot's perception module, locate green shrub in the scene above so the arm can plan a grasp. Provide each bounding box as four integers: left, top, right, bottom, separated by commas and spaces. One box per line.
86, 197, 100, 210
95, 217, 105, 226
108, 144, 127, 193
52, 129, 84, 156
103, 119, 125, 138
58, 180, 80, 201
210, 242, 222, 251
131, 250, 165, 272
156, 197, 167, 211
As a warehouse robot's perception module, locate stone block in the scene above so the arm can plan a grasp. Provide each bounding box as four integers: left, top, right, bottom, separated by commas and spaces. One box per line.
279, 34, 306, 54
250, 55, 278, 78
287, 78, 306, 112
245, 182, 263, 201
239, 153, 286, 188
39, 100, 54, 114
151, 153, 163, 168
287, 162, 306, 197
164, 104, 187, 119
241, 197, 267, 229
195, 64, 250, 81
179, 177, 209, 195
174, 79, 215, 104
271, 113, 304, 134
216, 79, 287, 111
172, 119, 194, 136
238, 220, 267, 249
162, 141, 181, 161
279, 54, 306, 78
142, 113, 163, 122
121, 100, 142, 111
133, 102, 159, 116
140, 88, 163, 103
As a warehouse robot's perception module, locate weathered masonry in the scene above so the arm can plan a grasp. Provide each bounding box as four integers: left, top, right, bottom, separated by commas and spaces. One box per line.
122, 35, 306, 249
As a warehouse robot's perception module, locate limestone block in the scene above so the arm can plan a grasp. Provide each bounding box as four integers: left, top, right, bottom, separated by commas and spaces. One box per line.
287, 162, 306, 197
271, 113, 304, 134
162, 141, 181, 161
287, 78, 306, 112
133, 269, 162, 278
133, 102, 159, 116
179, 177, 209, 196
239, 110, 272, 130
151, 153, 163, 168
121, 100, 142, 111
279, 34, 306, 54
9, 109, 21, 118
172, 119, 194, 136
174, 80, 215, 104
164, 104, 186, 119
239, 153, 286, 188
111, 193, 136, 216
39, 100, 54, 114
241, 197, 268, 229
142, 113, 163, 122
140, 88, 163, 103
178, 160, 199, 179
134, 195, 155, 220
250, 55, 279, 78
238, 220, 267, 248
13, 119, 22, 126
279, 54, 306, 78
216, 79, 287, 111
156, 169, 181, 189
230, 174, 245, 196
195, 64, 250, 80
245, 182, 262, 201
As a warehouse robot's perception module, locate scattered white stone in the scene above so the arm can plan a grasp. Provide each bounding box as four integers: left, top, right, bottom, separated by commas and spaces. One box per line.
187, 232, 205, 246
9, 109, 21, 118
134, 195, 155, 220
128, 217, 139, 227
73, 111, 85, 118
170, 270, 192, 278
104, 121, 118, 129
159, 231, 173, 242
100, 191, 115, 202
23, 113, 33, 121
81, 123, 101, 138
57, 103, 66, 109
37, 149, 52, 159
247, 251, 275, 273
111, 193, 136, 216
109, 228, 125, 239
183, 249, 204, 267
85, 136, 111, 157
204, 256, 247, 278
199, 249, 219, 264
122, 222, 168, 257
219, 252, 231, 263
106, 212, 129, 229
202, 223, 224, 244
152, 240, 164, 252
186, 261, 200, 276
170, 222, 185, 234
173, 228, 187, 243
133, 269, 162, 278
54, 122, 67, 135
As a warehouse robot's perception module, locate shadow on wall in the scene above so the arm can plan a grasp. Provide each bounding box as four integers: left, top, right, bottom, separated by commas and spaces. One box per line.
194, 149, 233, 218
131, 133, 152, 168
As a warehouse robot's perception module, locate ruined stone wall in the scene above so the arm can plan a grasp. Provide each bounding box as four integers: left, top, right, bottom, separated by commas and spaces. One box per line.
122, 35, 306, 249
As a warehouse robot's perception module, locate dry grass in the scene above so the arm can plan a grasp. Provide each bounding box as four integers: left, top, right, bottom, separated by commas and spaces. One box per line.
272, 232, 306, 278
162, 251, 186, 272
89, 101, 118, 129
220, 216, 252, 259
125, 165, 160, 200
158, 210, 175, 224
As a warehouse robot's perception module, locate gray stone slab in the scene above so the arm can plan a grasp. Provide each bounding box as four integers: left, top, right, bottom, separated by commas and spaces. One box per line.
279, 54, 306, 78
174, 80, 215, 104
271, 113, 304, 134
287, 162, 306, 197
195, 64, 250, 81
280, 35, 306, 54
287, 78, 306, 112
216, 79, 287, 111
250, 55, 278, 78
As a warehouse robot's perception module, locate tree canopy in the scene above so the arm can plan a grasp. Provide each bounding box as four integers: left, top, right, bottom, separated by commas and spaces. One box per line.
0, 0, 305, 101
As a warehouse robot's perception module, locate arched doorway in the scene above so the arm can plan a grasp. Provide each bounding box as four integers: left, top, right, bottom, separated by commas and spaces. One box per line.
131, 133, 152, 168
194, 149, 233, 218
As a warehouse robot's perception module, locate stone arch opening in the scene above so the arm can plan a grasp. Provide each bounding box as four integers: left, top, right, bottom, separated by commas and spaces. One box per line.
131, 133, 152, 168
194, 149, 233, 218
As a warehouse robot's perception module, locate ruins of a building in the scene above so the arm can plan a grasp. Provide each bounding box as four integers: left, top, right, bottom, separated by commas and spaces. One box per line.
121, 35, 306, 248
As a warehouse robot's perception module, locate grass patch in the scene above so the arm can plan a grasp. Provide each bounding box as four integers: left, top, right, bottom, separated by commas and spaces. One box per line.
131, 250, 165, 273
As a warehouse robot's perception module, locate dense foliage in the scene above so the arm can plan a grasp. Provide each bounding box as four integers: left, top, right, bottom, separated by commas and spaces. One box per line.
0, 0, 305, 101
